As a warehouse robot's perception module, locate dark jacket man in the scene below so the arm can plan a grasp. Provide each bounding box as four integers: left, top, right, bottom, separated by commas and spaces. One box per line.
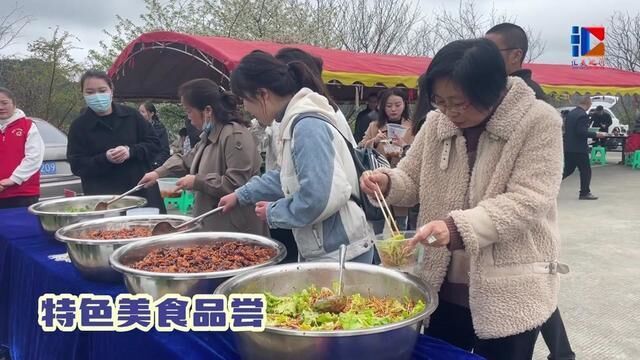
564, 106, 598, 153
511, 69, 547, 101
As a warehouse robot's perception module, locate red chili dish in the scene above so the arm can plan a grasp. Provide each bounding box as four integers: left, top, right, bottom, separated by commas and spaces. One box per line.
129, 242, 277, 273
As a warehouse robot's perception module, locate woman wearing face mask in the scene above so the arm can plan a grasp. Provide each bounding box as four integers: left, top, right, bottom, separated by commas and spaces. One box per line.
218, 50, 374, 263
67, 70, 165, 211
360, 39, 564, 359
0, 87, 45, 209
139, 101, 170, 168
139, 79, 268, 236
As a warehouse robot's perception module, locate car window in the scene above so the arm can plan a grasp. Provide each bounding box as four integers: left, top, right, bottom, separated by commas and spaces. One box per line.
33, 120, 67, 145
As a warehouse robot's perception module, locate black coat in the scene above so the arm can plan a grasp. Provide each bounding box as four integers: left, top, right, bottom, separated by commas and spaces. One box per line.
67, 103, 166, 211
590, 112, 612, 132
563, 106, 597, 153
185, 118, 202, 148
354, 108, 374, 143
511, 69, 547, 102
151, 119, 170, 168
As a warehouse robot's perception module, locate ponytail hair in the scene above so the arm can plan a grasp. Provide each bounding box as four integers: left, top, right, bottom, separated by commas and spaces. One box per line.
231, 50, 337, 111
142, 101, 160, 121
178, 78, 248, 127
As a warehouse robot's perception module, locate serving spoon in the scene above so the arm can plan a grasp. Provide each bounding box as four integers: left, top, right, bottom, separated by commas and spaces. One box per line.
94, 184, 145, 211
312, 244, 348, 313
151, 206, 223, 236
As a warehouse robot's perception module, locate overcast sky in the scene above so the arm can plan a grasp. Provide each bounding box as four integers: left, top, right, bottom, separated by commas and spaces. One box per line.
1, 0, 636, 64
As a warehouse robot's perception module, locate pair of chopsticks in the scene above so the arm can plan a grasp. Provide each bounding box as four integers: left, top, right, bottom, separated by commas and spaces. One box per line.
373, 185, 401, 237
372, 183, 438, 245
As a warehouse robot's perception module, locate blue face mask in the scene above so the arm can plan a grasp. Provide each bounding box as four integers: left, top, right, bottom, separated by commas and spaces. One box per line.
204, 121, 214, 135
84, 93, 112, 113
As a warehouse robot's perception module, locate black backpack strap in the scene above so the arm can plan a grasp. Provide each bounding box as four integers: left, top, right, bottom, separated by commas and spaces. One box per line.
290, 112, 356, 152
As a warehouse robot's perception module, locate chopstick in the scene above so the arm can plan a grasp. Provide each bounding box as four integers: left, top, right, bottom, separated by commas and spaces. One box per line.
373, 189, 394, 236
373, 185, 400, 237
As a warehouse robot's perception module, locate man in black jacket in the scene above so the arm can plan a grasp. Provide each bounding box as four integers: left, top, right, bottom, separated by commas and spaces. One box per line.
487, 23, 576, 360
590, 105, 613, 132
354, 93, 378, 143
589, 105, 613, 146
185, 117, 201, 148
563, 96, 605, 200
486, 23, 546, 101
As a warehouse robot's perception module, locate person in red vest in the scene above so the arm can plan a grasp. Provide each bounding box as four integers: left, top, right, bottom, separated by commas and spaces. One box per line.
0, 87, 45, 209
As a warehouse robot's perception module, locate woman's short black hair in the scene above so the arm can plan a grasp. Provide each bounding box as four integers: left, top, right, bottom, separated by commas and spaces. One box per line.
178, 78, 247, 127
80, 69, 114, 91
0, 87, 16, 103
141, 101, 159, 121
377, 87, 411, 128
414, 38, 507, 126
178, 127, 188, 137
230, 50, 337, 111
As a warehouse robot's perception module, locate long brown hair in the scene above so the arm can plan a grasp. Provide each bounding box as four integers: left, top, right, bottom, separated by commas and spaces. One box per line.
377, 87, 411, 128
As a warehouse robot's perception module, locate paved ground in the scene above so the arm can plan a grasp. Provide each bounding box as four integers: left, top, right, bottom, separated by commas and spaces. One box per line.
533, 153, 640, 360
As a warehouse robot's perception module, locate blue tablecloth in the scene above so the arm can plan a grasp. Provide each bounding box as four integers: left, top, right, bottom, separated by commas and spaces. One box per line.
0, 208, 482, 360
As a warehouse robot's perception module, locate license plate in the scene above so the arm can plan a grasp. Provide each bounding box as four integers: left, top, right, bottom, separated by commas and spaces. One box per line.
40, 161, 57, 175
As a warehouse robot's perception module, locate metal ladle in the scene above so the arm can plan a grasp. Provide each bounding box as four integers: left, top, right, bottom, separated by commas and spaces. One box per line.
94, 184, 145, 211
151, 206, 223, 236
312, 244, 348, 313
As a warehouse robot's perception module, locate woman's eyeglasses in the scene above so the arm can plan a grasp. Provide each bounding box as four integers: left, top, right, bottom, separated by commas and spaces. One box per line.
430, 99, 470, 115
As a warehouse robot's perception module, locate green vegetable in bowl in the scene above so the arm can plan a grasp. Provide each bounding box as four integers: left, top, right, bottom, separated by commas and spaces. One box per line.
62, 205, 93, 213
375, 234, 417, 268
265, 285, 425, 331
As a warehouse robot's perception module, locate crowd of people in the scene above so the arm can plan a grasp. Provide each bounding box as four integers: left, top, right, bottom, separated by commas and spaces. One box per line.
5, 21, 640, 360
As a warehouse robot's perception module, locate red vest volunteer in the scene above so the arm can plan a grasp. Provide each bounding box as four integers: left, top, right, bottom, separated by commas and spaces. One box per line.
0, 88, 45, 209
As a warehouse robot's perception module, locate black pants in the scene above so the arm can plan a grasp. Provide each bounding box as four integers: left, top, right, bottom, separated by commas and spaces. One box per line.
563, 152, 592, 195
541, 308, 575, 360
0, 195, 39, 209
269, 228, 298, 264
425, 301, 540, 360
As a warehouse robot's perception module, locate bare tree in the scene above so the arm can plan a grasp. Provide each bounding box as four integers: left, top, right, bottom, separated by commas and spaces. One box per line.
407, 0, 546, 62
522, 26, 546, 63
402, 20, 441, 57
0, 3, 33, 51
334, 0, 421, 54
606, 11, 640, 72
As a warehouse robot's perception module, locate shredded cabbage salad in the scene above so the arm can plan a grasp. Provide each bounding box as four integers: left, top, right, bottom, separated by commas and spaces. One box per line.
265, 285, 425, 331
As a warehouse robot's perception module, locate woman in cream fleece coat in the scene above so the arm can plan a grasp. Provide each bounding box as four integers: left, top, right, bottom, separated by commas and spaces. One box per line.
362, 39, 566, 360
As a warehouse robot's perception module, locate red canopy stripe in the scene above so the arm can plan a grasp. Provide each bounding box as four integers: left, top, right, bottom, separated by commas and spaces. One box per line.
109, 31, 640, 95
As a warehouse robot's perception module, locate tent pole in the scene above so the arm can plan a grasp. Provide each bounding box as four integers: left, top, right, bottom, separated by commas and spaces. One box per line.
355, 86, 360, 108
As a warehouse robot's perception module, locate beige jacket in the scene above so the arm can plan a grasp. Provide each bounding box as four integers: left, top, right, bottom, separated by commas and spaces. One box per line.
156, 122, 269, 236
359, 119, 415, 159
380, 77, 564, 339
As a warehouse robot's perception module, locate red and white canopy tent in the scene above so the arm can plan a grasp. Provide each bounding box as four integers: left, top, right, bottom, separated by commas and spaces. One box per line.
108, 31, 640, 102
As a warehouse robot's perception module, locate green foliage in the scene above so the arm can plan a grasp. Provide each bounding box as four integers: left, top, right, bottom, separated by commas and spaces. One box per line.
0, 27, 84, 132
